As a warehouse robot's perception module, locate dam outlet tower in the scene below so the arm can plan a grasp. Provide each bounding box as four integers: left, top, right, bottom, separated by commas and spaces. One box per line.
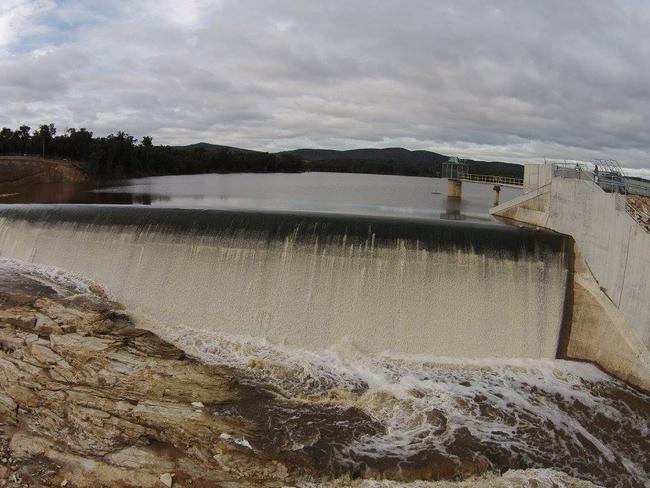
442, 157, 467, 199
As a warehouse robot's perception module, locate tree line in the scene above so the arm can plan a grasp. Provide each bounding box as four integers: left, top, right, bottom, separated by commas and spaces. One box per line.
0, 124, 305, 178
0, 123, 523, 180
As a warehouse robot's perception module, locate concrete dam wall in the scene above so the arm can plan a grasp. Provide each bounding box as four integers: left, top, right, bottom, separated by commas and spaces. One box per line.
0, 205, 572, 358
492, 166, 650, 390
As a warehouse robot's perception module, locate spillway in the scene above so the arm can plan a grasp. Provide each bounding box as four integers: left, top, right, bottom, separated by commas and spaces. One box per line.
0, 205, 572, 358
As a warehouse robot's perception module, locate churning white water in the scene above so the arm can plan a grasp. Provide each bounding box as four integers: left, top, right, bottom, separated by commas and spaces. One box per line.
135, 316, 648, 487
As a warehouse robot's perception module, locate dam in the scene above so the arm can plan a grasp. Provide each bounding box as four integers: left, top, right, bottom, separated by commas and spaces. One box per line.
0, 203, 572, 358
492, 162, 650, 390
1, 172, 649, 487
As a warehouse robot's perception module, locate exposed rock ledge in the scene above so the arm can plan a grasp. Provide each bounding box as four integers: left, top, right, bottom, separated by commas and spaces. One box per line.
0, 262, 325, 487
0, 261, 639, 487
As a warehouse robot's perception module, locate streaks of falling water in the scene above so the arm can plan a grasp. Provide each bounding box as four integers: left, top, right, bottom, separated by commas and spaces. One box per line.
0, 205, 571, 358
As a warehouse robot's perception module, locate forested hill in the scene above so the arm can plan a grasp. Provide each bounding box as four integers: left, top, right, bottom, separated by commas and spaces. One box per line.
285, 147, 443, 163
175, 142, 261, 154
0, 124, 522, 179
278, 147, 522, 178
182, 143, 523, 179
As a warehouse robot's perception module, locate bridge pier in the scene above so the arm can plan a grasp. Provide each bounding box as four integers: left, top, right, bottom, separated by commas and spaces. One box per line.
493, 185, 501, 206
447, 179, 462, 199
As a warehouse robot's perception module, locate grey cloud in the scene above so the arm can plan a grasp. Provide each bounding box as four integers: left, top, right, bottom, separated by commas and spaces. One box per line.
0, 46, 88, 100
1, 0, 649, 168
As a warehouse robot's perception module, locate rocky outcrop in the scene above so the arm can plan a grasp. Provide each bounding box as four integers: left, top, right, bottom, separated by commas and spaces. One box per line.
0, 260, 648, 487
0, 262, 382, 487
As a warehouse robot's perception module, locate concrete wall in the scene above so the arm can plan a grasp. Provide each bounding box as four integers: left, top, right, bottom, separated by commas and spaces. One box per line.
491, 166, 650, 390
491, 186, 550, 228
564, 248, 650, 390
523, 163, 553, 193
547, 177, 650, 350
0, 205, 572, 360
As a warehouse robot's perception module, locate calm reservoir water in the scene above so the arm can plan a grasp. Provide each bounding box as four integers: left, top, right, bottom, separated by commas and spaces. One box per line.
1, 172, 520, 224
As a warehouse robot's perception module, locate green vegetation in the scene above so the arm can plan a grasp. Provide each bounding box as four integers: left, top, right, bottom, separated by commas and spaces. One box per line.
0, 125, 304, 178
0, 124, 523, 179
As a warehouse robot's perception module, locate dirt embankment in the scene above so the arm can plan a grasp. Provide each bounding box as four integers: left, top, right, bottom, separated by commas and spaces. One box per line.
627, 195, 650, 216
0, 157, 88, 188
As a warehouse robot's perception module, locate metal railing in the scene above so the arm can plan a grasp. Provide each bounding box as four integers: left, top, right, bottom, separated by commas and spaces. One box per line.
552, 162, 650, 233
552, 163, 598, 183
458, 173, 523, 187
553, 162, 650, 195
617, 194, 650, 232
441, 159, 523, 187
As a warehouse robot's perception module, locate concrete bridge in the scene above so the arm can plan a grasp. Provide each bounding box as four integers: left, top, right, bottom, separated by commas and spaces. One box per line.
491, 162, 650, 391
442, 158, 523, 203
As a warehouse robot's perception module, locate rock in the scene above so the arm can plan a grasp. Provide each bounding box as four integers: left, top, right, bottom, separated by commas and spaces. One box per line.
0, 262, 298, 487
159, 473, 173, 487
105, 446, 174, 470
60, 479, 68, 487
30, 343, 65, 365
34, 315, 64, 336
0, 328, 24, 351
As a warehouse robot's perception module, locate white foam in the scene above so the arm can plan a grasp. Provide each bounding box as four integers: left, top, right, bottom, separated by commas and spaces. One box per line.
314, 468, 604, 487
219, 433, 253, 450
144, 320, 648, 486
0, 257, 97, 296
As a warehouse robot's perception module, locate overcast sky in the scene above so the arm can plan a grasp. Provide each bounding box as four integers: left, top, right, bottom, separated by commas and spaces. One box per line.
1, 1, 649, 172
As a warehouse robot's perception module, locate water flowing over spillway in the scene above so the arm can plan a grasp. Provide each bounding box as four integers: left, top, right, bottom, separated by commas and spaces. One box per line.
0, 204, 571, 358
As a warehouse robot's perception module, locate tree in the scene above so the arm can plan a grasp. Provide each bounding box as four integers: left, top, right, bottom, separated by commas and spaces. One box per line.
0, 123, 310, 178
16, 125, 31, 153
35, 124, 57, 157
0, 128, 12, 153
37, 123, 56, 140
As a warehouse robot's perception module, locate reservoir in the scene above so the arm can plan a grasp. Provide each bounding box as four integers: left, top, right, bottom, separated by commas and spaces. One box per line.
2, 171, 520, 223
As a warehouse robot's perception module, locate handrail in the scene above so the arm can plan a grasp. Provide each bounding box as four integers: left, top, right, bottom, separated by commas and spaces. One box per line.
553, 164, 650, 233
618, 195, 650, 233
457, 173, 524, 187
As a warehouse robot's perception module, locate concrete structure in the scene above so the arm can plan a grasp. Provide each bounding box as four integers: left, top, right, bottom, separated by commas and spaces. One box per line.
0, 205, 571, 360
523, 162, 553, 192
492, 185, 501, 206
447, 179, 462, 198
442, 158, 523, 199
491, 164, 650, 390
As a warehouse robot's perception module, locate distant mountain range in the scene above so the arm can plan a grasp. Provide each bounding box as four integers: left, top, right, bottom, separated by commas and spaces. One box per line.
175, 143, 523, 178
176, 142, 261, 154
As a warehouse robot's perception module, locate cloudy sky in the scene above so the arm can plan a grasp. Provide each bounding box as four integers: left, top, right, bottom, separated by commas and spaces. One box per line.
1, 1, 649, 171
